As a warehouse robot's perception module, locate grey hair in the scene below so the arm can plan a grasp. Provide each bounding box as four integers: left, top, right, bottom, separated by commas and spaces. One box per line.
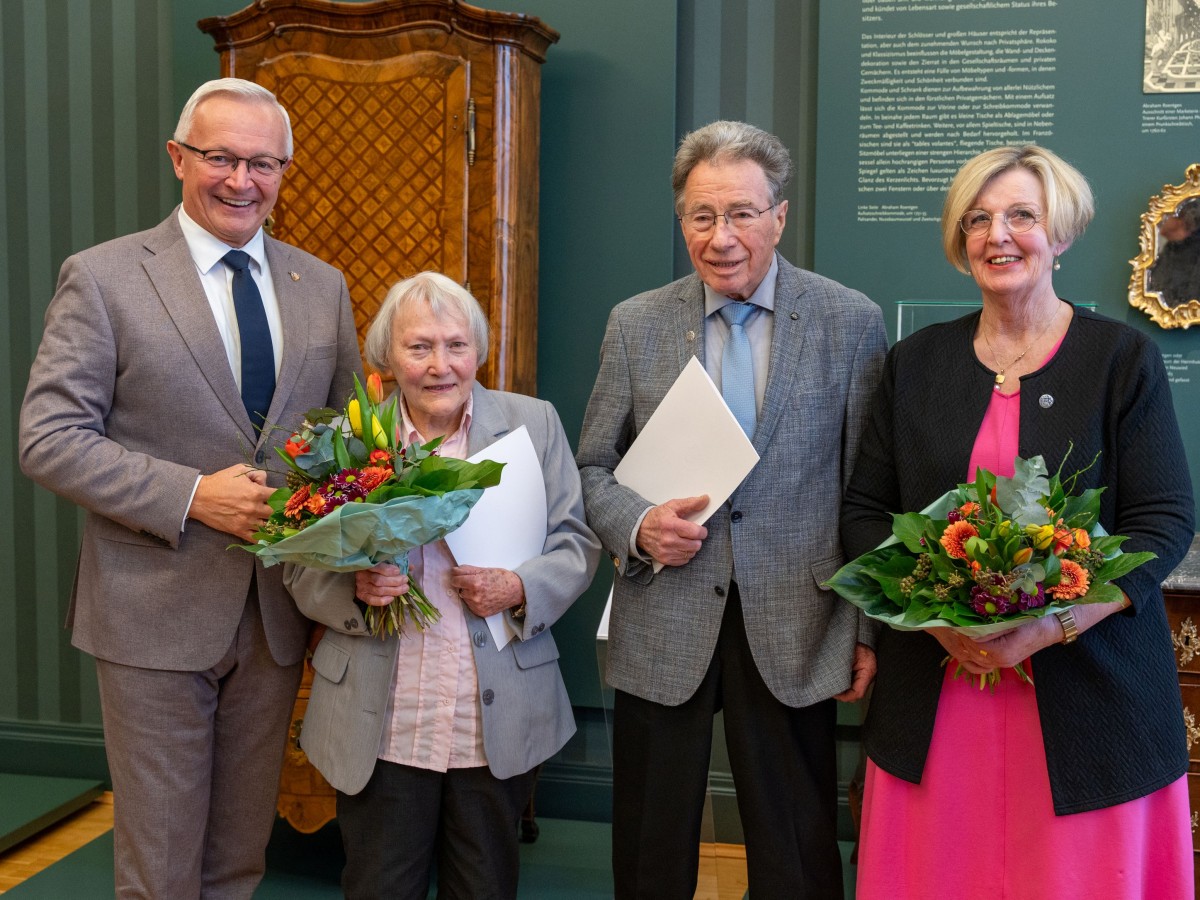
364, 272, 490, 372
671, 120, 794, 214
174, 78, 294, 158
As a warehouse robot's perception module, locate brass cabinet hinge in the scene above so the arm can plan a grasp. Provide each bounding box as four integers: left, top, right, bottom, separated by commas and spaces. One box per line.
468, 97, 476, 166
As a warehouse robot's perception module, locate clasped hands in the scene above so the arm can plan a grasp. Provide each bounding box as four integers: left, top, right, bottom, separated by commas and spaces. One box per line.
930, 615, 1062, 676
355, 563, 524, 619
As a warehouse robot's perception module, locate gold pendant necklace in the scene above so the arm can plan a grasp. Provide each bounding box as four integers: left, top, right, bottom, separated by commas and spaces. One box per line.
981, 311, 1057, 392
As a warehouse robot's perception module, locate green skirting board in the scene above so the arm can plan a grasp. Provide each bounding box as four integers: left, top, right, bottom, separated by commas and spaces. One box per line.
0, 773, 104, 854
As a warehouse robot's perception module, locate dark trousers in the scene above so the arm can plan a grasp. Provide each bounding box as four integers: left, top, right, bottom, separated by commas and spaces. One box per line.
612, 584, 842, 900
337, 760, 537, 900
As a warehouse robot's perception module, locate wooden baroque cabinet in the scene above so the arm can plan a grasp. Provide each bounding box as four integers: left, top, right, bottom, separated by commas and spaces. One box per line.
199, 0, 557, 395
1163, 537, 1200, 890
198, 0, 557, 832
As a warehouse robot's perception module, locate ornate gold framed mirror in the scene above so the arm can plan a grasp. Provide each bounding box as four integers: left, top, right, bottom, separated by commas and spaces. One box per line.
1129, 163, 1200, 329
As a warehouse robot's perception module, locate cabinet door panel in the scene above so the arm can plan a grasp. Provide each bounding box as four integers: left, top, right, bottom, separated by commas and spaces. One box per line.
258, 52, 470, 344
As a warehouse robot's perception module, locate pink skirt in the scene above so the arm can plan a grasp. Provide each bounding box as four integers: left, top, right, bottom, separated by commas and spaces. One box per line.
856, 665, 1194, 899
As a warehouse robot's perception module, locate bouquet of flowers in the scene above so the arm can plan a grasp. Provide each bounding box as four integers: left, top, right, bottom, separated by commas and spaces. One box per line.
235, 373, 504, 637
825, 452, 1156, 687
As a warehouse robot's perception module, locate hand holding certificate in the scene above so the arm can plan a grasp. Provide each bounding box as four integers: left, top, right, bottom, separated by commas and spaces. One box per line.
614, 357, 760, 571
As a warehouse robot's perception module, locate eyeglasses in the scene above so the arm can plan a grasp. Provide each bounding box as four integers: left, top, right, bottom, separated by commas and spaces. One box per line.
177, 141, 290, 178
679, 205, 776, 233
959, 206, 1043, 236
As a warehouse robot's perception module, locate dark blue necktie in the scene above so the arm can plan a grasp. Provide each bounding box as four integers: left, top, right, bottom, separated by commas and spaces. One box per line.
223, 249, 275, 432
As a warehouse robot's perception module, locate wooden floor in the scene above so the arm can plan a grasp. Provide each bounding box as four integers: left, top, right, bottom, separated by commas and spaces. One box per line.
0, 793, 750, 899
0, 792, 114, 893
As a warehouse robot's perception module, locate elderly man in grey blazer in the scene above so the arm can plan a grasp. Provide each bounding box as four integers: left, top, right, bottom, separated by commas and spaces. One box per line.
19, 79, 361, 898
577, 121, 888, 900
286, 272, 599, 900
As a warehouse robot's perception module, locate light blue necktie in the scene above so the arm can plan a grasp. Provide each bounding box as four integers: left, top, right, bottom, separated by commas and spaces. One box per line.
223, 249, 275, 433
719, 301, 757, 438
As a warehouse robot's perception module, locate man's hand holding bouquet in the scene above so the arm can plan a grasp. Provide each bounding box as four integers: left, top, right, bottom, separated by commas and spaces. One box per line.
235, 373, 503, 637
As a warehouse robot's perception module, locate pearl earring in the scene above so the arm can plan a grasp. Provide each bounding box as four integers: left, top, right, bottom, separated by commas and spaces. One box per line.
1052, 256, 1061, 271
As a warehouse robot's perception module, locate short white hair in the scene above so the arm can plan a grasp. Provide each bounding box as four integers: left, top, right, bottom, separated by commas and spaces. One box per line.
364, 272, 490, 372
174, 78, 293, 157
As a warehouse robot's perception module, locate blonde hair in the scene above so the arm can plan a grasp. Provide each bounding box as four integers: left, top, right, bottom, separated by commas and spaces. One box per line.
941, 145, 1094, 274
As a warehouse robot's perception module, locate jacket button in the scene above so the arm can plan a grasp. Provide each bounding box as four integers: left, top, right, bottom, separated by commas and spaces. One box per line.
254, 449, 265, 465
730, 510, 742, 522
473, 631, 487, 648
532, 623, 545, 635
481, 689, 495, 705
345, 618, 359, 630
714, 585, 726, 597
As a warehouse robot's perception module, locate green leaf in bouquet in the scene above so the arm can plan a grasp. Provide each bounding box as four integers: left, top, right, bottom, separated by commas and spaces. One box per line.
1058, 488, 1102, 530
303, 406, 340, 425
996, 455, 1051, 527
1040, 551, 1062, 583
1087, 534, 1126, 557
1091, 550, 1157, 583
332, 426, 354, 471
1078, 582, 1125, 605
892, 511, 932, 553
823, 549, 901, 606
414, 455, 505, 490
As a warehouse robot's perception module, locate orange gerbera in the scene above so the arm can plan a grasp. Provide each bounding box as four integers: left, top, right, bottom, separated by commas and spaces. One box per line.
959, 501, 981, 518
305, 493, 326, 516
1049, 558, 1090, 600
283, 484, 312, 519
940, 520, 978, 559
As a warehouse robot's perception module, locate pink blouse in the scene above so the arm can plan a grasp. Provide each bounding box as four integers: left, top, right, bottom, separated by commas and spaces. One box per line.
376, 394, 487, 772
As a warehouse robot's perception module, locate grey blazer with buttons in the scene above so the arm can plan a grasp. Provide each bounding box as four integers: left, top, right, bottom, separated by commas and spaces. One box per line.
287, 385, 600, 790
577, 254, 888, 708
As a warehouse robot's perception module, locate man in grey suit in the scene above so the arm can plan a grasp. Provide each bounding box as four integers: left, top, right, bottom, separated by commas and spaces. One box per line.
577, 121, 888, 899
19, 79, 361, 898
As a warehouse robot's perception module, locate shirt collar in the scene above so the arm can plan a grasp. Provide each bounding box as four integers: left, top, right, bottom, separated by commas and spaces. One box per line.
704, 253, 779, 319
398, 389, 475, 446
177, 207, 267, 276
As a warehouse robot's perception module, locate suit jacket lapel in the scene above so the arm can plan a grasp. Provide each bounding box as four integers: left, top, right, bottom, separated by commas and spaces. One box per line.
467, 384, 511, 456
142, 214, 254, 440
754, 256, 811, 451
673, 277, 707, 371
265, 238, 310, 446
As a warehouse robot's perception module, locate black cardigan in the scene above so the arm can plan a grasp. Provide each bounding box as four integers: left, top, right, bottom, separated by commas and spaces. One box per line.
840, 304, 1195, 815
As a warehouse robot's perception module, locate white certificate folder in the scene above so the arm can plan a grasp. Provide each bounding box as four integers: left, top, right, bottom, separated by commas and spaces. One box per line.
613, 356, 759, 565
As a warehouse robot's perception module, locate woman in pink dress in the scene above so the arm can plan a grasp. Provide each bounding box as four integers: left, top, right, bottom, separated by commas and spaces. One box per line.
842, 145, 1195, 899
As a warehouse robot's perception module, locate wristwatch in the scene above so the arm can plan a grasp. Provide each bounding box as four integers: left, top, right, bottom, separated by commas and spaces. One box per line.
1054, 608, 1079, 644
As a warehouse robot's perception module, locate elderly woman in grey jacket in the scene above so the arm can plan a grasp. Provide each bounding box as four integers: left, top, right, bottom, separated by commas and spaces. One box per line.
286, 272, 599, 900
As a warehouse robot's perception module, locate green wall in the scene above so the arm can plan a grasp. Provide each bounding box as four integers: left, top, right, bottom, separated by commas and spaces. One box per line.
1, 0, 835, 833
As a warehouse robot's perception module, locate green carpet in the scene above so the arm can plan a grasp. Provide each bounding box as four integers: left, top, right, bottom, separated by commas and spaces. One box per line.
5, 817, 613, 898
6, 816, 856, 898
0, 774, 104, 854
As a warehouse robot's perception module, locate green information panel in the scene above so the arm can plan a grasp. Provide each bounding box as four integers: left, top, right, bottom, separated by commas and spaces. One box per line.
816, 0, 1200, 521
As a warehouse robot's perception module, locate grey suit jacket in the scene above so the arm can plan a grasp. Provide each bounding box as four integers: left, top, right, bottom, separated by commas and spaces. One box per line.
577, 254, 887, 708
19, 209, 362, 670
287, 385, 600, 790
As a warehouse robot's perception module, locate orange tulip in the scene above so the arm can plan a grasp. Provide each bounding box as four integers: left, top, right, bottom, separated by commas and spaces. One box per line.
1073, 528, 1091, 550
367, 372, 385, 404
1012, 546, 1033, 565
